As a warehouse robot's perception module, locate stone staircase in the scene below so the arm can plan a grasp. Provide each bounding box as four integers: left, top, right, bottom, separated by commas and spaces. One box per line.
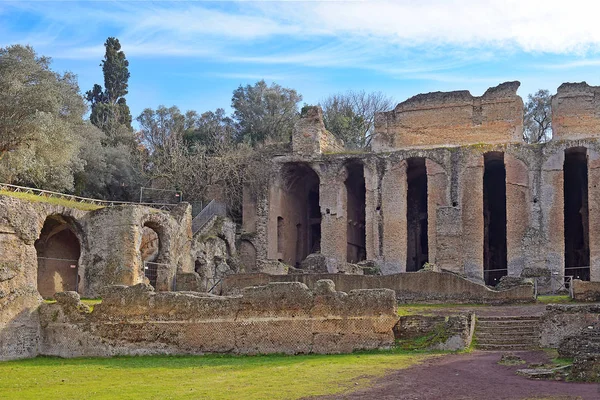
475, 316, 541, 351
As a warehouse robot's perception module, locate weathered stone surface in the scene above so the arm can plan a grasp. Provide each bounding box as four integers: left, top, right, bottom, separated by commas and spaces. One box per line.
572, 279, 600, 302
372, 82, 523, 151
570, 355, 600, 382
552, 82, 600, 140
33, 281, 398, 358
292, 106, 344, 156
221, 271, 535, 304
300, 253, 328, 273
394, 314, 474, 351
540, 304, 600, 348
558, 322, 600, 358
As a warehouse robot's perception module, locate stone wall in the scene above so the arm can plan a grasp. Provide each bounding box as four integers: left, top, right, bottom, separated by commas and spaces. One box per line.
33, 281, 398, 359
0, 195, 192, 360
573, 279, 600, 301
220, 271, 535, 304
250, 136, 600, 286
372, 81, 523, 151
539, 304, 600, 348
292, 106, 344, 156
552, 82, 600, 140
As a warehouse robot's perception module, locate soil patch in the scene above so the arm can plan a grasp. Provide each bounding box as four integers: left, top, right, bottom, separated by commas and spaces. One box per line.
309, 351, 600, 400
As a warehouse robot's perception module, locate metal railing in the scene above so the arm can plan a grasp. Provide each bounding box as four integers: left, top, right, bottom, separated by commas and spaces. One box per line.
0, 183, 180, 211
191, 199, 227, 234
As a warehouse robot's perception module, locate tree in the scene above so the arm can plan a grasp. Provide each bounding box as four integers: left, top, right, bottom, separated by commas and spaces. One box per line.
183, 108, 237, 153
321, 90, 394, 149
86, 37, 133, 145
524, 89, 552, 144
231, 80, 302, 145
137, 106, 186, 154
0, 45, 87, 190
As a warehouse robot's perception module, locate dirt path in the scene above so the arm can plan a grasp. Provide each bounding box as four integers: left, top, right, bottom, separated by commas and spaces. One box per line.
310, 351, 600, 400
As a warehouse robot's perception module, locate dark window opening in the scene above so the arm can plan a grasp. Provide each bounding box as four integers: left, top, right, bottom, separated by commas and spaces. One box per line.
35, 216, 81, 299
345, 162, 366, 263
483, 152, 507, 285
406, 157, 429, 272
564, 147, 590, 281
281, 163, 321, 266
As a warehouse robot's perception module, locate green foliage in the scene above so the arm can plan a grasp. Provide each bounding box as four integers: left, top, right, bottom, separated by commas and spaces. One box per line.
0, 190, 103, 211
86, 37, 133, 145
0, 45, 87, 191
536, 295, 573, 304
321, 90, 394, 149
0, 352, 433, 400
524, 89, 552, 144
232, 80, 302, 145
396, 323, 451, 350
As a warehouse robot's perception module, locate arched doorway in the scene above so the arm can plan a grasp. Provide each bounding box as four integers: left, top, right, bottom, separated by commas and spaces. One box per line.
279, 163, 321, 266
140, 223, 160, 288
35, 215, 81, 298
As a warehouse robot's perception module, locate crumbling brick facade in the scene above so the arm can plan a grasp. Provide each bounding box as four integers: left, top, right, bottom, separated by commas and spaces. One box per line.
244, 81, 600, 286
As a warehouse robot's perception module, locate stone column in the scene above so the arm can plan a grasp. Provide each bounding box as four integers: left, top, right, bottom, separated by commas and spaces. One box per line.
364, 160, 379, 261
541, 151, 564, 278
381, 159, 407, 274
505, 153, 530, 277
588, 149, 600, 281
461, 152, 484, 281
426, 159, 449, 266
319, 166, 347, 273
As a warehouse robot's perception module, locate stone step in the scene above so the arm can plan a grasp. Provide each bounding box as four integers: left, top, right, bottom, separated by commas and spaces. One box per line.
476, 343, 539, 351
476, 325, 538, 332
476, 327, 538, 335
477, 319, 539, 324
475, 332, 539, 340
475, 337, 539, 345
477, 316, 540, 322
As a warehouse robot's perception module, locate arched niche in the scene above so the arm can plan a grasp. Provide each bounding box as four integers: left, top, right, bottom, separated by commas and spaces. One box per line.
35, 215, 82, 298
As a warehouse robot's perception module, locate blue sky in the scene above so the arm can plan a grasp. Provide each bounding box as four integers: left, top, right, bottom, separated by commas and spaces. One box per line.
3, 0, 600, 123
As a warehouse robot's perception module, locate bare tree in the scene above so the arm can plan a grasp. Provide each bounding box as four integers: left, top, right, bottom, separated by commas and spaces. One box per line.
524, 89, 552, 143
320, 90, 394, 149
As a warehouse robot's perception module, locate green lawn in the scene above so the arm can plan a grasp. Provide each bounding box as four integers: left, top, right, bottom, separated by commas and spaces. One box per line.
0, 190, 103, 211
0, 351, 435, 400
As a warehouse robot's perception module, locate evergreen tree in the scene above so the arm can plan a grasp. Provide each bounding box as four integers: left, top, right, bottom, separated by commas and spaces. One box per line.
86, 37, 133, 145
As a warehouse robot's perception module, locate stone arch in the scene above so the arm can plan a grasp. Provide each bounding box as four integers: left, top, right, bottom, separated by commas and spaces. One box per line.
138, 216, 170, 289
35, 214, 83, 298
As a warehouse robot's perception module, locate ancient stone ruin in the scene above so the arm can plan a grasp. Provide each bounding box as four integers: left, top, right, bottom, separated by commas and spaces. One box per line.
3, 81, 600, 361
242, 81, 600, 289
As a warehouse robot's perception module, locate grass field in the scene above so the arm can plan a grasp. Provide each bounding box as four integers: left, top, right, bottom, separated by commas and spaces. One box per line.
0, 190, 104, 211
0, 351, 436, 400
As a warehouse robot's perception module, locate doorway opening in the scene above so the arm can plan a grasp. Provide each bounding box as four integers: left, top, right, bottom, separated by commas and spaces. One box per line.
483, 152, 507, 285
406, 158, 428, 271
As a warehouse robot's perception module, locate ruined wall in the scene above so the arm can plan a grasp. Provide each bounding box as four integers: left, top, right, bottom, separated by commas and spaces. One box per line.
292, 106, 344, 156
220, 271, 535, 304
552, 82, 600, 140
0, 196, 192, 360
540, 304, 600, 348
35, 281, 397, 358
372, 82, 523, 151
